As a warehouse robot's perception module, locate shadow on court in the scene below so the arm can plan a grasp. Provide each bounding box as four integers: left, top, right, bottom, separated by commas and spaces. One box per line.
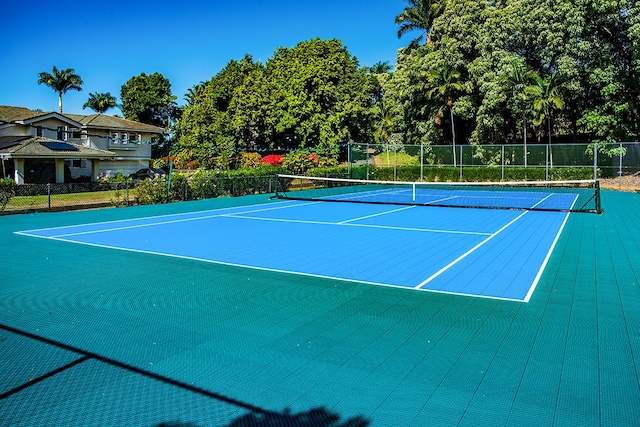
1, 324, 369, 427
157, 407, 370, 426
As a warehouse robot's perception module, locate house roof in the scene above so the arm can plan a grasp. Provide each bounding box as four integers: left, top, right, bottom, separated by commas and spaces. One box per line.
0, 105, 165, 134
0, 106, 44, 122
65, 113, 165, 133
0, 136, 114, 159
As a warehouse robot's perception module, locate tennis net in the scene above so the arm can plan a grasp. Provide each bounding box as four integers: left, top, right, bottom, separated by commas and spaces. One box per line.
274, 174, 602, 213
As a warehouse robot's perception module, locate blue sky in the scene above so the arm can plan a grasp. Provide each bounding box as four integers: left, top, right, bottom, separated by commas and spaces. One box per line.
0, 0, 411, 115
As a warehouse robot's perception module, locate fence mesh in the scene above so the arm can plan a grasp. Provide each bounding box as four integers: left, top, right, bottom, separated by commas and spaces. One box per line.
348, 142, 640, 181
1, 176, 278, 214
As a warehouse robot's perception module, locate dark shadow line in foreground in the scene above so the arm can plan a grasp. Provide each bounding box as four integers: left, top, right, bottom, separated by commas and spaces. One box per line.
0, 323, 276, 416
1, 355, 91, 399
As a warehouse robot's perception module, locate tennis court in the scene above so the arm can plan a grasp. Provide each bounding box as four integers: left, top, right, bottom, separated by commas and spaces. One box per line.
1, 182, 639, 426
17, 197, 570, 302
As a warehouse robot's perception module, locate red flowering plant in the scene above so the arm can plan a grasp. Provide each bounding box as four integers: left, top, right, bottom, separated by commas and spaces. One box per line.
283, 151, 317, 174
260, 154, 284, 166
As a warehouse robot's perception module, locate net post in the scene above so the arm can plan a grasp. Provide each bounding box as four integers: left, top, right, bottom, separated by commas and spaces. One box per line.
595, 179, 602, 214
270, 174, 279, 200
412, 183, 416, 202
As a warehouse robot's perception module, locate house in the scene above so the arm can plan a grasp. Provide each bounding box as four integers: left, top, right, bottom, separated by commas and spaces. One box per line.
0, 106, 165, 183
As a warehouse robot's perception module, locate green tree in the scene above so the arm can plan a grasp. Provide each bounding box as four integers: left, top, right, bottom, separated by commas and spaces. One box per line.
427, 64, 465, 166
390, 0, 640, 146
232, 38, 373, 155
174, 55, 263, 165
37, 66, 83, 113
83, 92, 118, 113
120, 72, 178, 128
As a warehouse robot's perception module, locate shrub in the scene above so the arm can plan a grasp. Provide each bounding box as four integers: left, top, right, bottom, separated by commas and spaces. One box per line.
240, 152, 262, 168
282, 151, 316, 174
317, 156, 339, 167
173, 151, 192, 169
260, 154, 284, 166
0, 178, 17, 211
153, 158, 169, 170
306, 165, 349, 178
186, 159, 199, 169
134, 177, 168, 204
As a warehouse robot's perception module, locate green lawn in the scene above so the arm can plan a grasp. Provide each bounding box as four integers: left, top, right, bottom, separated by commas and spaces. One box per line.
3, 189, 133, 211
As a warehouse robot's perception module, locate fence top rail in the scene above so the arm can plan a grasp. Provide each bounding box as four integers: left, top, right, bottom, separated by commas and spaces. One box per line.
278, 174, 597, 187
351, 141, 640, 147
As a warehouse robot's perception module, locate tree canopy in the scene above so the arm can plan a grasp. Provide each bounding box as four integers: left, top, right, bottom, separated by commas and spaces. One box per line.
174, 39, 373, 163
169, 1, 638, 165
385, 0, 640, 146
120, 72, 179, 128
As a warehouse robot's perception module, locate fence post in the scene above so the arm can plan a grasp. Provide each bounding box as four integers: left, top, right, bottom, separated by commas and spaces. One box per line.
459, 145, 463, 181
394, 144, 397, 181
347, 142, 351, 178
593, 144, 598, 181
366, 143, 370, 180
619, 142, 623, 190
501, 145, 505, 181
420, 143, 424, 182
546, 145, 549, 181
47, 183, 51, 211
125, 181, 129, 206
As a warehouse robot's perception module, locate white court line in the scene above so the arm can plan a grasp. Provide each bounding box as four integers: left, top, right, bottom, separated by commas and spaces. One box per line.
20, 232, 525, 302
414, 193, 554, 289
338, 205, 416, 224
222, 213, 491, 236
523, 194, 579, 302
16, 201, 320, 239
15, 199, 304, 235
423, 196, 460, 204
330, 188, 409, 201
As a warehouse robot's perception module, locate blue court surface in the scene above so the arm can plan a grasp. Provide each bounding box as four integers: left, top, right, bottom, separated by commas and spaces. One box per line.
17, 199, 572, 302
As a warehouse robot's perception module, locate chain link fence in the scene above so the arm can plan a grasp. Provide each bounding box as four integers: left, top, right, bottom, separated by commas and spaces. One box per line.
348, 142, 640, 182
1, 175, 278, 215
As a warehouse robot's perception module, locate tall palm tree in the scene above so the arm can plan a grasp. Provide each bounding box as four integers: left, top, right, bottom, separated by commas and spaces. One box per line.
525, 72, 564, 179
37, 66, 83, 113
369, 61, 393, 74
501, 61, 538, 166
526, 73, 564, 146
83, 92, 118, 113
395, 0, 445, 48
427, 64, 464, 166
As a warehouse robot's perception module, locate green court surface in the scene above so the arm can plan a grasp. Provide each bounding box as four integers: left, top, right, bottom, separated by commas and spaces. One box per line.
1, 191, 639, 426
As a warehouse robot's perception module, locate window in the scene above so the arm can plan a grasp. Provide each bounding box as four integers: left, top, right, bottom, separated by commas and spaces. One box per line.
57, 126, 68, 141
71, 129, 81, 139
66, 159, 83, 168
111, 132, 119, 144
123, 133, 129, 144
36, 126, 43, 137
